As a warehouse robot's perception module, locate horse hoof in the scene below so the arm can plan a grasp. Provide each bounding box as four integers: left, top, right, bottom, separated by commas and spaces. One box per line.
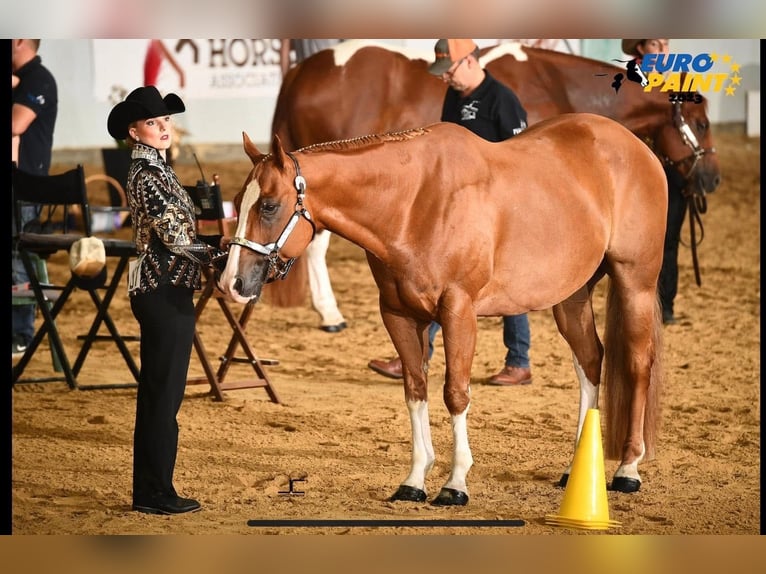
609, 476, 641, 493
319, 322, 347, 333
389, 485, 427, 502
430, 488, 469, 506
558, 473, 569, 487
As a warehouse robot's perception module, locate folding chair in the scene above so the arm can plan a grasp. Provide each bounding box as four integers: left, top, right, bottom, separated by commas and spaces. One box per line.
11, 163, 139, 390
12, 252, 63, 372
184, 179, 281, 403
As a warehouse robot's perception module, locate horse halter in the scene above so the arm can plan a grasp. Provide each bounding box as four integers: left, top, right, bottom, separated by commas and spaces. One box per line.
229, 151, 316, 283
660, 101, 716, 189
657, 101, 713, 288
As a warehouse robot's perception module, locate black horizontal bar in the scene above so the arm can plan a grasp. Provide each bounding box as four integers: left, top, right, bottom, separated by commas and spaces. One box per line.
247, 519, 524, 528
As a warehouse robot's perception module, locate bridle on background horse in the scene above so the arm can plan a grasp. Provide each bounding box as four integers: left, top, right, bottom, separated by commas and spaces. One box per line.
655, 101, 716, 286
229, 151, 316, 283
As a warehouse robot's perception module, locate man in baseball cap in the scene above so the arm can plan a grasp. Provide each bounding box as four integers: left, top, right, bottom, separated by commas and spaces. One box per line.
428, 39, 479, 76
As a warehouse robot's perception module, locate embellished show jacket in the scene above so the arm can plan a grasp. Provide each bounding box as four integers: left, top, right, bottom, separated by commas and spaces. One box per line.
125, 144, 227, 295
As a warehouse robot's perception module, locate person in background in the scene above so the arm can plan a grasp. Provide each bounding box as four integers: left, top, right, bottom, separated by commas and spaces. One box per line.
12, 39, 58, 358
623, 39, 684, 324
108, 86, 230, 515
367, 39, 534, 386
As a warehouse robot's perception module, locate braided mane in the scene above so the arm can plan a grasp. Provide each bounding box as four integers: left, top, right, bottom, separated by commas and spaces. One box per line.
296, 126, 432, 154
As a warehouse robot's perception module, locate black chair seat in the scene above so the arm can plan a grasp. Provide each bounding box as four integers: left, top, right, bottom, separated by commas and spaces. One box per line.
18, 231, 85, 254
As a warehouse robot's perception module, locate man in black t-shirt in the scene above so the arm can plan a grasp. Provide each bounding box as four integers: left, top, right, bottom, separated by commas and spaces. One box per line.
12, 39, 58, 357
368, 39, 533, 387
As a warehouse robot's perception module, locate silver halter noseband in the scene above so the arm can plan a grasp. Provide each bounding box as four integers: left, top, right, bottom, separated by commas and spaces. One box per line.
660, 101, 716, 182
229, 151, 316, 283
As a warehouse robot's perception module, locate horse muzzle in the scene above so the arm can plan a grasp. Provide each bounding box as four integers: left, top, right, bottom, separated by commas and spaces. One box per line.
219, 249, 271, 304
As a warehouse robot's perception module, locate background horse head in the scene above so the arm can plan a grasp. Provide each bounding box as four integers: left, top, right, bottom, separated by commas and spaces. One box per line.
268, 40, 721, 311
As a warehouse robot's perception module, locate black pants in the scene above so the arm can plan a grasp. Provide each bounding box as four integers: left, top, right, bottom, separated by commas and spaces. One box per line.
129, 284, 195, 503
658, 168, 689, 316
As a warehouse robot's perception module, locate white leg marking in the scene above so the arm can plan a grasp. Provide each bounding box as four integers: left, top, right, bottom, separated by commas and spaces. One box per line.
402, 400, 435, 491
306, 230, 346, 326
614, 443, 645, 482
614, 414, 646, 482
442, 406, 473, 493
573, 353, 599, 444
563, 354, 599, 476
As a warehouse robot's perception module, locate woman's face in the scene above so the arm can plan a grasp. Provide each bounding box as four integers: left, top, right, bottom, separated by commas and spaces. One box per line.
129, 115, 173, 150
639, 39, 670, 56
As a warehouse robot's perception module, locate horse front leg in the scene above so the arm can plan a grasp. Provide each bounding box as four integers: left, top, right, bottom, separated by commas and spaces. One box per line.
430, 297, 477, 506
383, 313, 435, 503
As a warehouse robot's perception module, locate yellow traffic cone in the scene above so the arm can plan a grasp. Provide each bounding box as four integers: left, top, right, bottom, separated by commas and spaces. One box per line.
545, 408, 621, 530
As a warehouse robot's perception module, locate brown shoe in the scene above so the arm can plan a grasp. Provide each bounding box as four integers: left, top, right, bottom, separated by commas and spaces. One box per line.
486, 366, 532, 386
368, 357, 403, 379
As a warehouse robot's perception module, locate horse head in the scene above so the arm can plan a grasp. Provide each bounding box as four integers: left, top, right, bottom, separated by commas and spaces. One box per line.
653, 97, 721, 198
218, 132, 316, 304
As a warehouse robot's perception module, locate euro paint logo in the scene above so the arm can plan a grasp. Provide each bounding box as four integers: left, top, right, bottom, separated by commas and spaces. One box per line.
640, 52, 742, 97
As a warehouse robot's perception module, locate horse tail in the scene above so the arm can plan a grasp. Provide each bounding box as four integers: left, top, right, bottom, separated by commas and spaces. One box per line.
602, 280, 663, 460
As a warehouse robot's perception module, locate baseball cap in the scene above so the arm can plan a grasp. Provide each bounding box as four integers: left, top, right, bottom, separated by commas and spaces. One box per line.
428, 39, 478, 76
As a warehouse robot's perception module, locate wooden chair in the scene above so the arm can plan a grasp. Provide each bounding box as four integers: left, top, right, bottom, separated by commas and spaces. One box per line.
11, 163, 139, 390
184, 179, 281, 403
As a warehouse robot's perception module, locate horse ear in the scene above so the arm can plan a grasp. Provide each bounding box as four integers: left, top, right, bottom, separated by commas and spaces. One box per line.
270, 132, 289, 170
242, 131, 266, 163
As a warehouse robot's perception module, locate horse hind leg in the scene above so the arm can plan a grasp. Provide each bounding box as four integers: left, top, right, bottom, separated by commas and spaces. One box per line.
306, 230, 347, 331
603, 275, 663, 493
551, 285, 603, 487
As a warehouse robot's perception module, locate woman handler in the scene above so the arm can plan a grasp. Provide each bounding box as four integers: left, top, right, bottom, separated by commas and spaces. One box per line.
108, 86, 229, 514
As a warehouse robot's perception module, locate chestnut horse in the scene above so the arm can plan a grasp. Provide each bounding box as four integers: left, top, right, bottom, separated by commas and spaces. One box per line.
219, 113, 666, 503
268, 39, 720, 328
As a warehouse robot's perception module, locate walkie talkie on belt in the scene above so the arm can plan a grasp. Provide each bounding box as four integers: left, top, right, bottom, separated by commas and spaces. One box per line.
193, 153, 213, 211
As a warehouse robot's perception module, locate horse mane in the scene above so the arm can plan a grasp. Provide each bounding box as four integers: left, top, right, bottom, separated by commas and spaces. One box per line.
296, 127, 432, 155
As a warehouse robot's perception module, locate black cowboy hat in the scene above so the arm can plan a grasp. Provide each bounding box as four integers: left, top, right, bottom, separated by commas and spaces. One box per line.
107, 85, 185, 140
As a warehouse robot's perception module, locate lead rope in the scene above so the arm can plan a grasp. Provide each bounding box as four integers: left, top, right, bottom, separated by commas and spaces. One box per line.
685, 191, 707, 287
671, 101, 708, 287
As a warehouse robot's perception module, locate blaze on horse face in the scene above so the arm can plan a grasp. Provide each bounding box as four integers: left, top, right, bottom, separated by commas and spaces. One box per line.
218, 132, 315, 304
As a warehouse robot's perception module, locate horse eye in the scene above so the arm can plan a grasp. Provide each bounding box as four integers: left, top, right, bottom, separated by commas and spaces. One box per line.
261, 201, 279, 217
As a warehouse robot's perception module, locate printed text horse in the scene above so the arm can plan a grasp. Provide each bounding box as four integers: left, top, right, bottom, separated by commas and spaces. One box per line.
219, 114, 666, 503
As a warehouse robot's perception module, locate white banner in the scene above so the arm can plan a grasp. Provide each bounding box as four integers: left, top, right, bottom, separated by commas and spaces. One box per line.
92, 39, 284, 103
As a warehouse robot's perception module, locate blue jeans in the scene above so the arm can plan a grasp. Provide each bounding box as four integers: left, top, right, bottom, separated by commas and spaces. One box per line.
427, 314, 530, 368
501, 314, 531, 368
12, 204, 41, 344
